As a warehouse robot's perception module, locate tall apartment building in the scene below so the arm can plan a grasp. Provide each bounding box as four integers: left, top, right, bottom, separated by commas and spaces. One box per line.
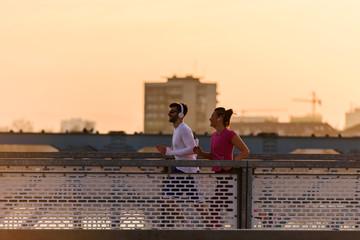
144, 75, 217, 134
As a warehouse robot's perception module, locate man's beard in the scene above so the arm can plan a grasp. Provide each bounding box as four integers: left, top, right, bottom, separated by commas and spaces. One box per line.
169, 115, 178, 123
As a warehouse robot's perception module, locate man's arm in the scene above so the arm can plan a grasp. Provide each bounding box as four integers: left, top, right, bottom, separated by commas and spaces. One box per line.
165, 128, 195, 156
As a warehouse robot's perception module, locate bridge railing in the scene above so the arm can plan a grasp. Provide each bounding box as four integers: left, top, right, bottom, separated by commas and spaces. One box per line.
1, 152, 360, 230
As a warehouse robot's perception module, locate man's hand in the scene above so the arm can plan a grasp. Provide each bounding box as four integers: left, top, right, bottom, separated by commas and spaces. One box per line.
156, 144, 168, 155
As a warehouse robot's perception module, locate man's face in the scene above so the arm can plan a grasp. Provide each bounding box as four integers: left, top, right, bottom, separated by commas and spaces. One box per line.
168, 107, 179, 123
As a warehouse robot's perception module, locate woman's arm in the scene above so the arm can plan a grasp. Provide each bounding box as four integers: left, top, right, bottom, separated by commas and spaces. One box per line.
231, 135, 250, 160
193, 146, 213, 159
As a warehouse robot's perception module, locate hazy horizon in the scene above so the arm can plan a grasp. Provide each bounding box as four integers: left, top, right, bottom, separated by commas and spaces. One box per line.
1, 0, 360, 133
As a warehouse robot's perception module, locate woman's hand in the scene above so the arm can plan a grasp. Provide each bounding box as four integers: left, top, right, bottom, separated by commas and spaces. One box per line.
193, 145, 203, 155
193, 145, 213, 159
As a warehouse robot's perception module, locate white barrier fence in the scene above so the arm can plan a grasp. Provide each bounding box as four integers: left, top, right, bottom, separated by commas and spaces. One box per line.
2, 153, 360, 230
252, 168, 360, 230
0, 166, 237, 230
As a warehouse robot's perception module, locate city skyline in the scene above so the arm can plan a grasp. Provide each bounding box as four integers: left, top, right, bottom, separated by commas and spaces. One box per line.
0, 79, 357, 133
1, 0, 360, 133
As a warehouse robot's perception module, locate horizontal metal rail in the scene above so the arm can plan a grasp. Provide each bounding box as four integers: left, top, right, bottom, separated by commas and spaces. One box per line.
0, 158, 360, 168
0, 152, 359, 161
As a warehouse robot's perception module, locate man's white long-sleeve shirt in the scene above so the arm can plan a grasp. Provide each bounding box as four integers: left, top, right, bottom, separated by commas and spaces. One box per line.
165, 122, 199, 173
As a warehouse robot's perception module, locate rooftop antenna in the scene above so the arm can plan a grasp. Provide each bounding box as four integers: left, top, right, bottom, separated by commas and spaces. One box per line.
194, 60, 198, 75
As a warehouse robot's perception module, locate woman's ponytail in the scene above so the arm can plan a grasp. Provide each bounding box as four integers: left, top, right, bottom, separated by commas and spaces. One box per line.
223, 109, 233, 127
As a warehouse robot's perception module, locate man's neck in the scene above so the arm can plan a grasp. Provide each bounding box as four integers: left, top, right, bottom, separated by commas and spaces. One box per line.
173, 119, 183, 129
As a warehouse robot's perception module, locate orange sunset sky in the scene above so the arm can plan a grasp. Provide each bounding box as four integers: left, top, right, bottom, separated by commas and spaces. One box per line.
1, 0, 360, 133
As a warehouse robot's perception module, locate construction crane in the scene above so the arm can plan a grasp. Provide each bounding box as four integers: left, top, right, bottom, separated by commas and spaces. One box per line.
293, 91, 322, 117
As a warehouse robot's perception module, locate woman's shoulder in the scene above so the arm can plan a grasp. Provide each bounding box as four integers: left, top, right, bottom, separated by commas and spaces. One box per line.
224, 128, 237, 138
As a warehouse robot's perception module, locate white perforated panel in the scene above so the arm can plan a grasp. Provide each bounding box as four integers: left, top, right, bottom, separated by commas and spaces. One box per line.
252, 172, 360, 230
0, 169, 237, 230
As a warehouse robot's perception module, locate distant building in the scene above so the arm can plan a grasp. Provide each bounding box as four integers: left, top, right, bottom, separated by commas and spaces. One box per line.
144, 75, 217, 134
290, 148, 341, 154
341, 123, 360, 137
231, 122, 339, 137
345, 108, 360, 130
290, 114, 322, 123
232, 116, 279, 123
61, 118, 96, 133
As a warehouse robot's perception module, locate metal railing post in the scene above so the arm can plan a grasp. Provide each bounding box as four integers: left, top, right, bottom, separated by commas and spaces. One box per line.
236, 164, 250, 229
246, 167, 253, 229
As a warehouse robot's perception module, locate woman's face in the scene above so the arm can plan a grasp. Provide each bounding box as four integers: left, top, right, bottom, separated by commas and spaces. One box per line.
209, 111, 220, 128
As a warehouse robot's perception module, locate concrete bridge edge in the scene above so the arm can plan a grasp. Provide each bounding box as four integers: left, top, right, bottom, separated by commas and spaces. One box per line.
1, 229, 359, 240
